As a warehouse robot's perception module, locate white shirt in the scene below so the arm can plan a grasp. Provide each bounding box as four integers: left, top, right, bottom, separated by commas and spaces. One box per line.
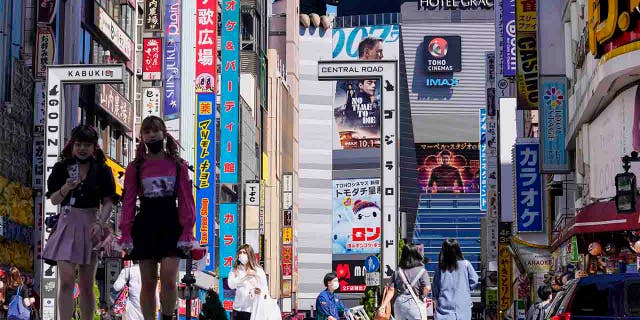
228, 266, 268, 312
113, 265, 144, 320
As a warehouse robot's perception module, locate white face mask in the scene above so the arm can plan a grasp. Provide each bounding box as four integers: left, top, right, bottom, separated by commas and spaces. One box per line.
238, 254, 249, 265
332, 280, 339, 291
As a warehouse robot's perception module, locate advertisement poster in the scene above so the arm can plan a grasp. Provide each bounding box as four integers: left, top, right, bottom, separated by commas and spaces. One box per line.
516, 0, 538, 110
143, 38, 162, 80
163, 0, 181, 119
332, 25, 400, 60
502, 0, 516, 76
416, 143, 480, 194
540, 77, 569, 173
515, 142, 543, 232
332, 178, 381, 254
195, 0, 217, 93
333, 79, 381, 150
196, 93, 216, 271
333, 260, 367, 293
220, 0, 240, 183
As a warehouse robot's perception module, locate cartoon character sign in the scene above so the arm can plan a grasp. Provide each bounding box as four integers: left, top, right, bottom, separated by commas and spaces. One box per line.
332, 178, 381, 254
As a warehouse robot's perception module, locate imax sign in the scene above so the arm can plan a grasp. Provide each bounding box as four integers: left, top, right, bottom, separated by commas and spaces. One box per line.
426, 77, 459, 86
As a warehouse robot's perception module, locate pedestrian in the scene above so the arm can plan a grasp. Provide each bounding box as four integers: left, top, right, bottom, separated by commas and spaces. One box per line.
432, 239, 479, 320
118, 115, 196, 320
378, 244, 431, 320
112, 263, 143, 320
228, 244, 268, 320
525, 286, 553, 320
42, 125, 116, 320
315, 272, 345, 320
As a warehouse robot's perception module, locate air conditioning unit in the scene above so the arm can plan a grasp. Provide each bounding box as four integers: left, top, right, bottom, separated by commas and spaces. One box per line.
136, 67, 143, 76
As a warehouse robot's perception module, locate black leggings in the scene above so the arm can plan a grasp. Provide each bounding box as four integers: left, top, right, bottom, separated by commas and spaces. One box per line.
233, 310, 251, 320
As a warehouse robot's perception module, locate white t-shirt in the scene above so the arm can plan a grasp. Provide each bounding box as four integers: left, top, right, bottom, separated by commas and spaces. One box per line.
228, 266, 268, 312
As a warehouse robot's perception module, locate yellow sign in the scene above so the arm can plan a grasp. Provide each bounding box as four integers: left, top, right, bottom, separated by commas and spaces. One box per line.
282, 227, 293, 244
516, 0, 538, 110
498, 244, 513, 312
105, 157, 125, 196
588, 0, 640, 61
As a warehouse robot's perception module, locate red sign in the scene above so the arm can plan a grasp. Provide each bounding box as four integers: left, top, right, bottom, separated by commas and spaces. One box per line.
282, 245, 292, 263
37, 0, 57, 24
195, 0, 217, 93
282, 263, 292, 279
143, 38, 162, 80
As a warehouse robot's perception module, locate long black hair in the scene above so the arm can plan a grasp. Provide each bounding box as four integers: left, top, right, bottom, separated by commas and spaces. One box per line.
60, 125, 106, 164
438, 239, 464, 272
399, 243, 425, 269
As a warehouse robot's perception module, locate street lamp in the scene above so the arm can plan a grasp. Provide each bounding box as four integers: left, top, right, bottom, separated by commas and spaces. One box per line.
616, 152, 639, 213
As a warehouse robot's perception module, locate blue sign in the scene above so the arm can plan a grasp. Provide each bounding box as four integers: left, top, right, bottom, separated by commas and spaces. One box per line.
515, 143, 543, 232
479, 109, 487, 212
163, 0, 181, 119
425, 77, 460, 87
220, 0, 240, 184
540, 77, 569, 173
195, 93, 216, 271
364, 256, 380, 273
502, 0, 516, 77
219, 203, 238, 310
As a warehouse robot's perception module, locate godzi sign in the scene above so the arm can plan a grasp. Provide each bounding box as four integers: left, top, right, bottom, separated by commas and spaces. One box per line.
42, 64, 124, 320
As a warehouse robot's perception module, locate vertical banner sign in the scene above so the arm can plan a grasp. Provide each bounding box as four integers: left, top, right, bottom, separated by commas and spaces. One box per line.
143, 38, 162, 80
218, 203, 238, 312
245, 182, 260, 206
499, 244, 513, 313
144, 0, 162, 32
515, 0, 538, 110
35, 27, 55, 79
502, 0, 516, 77
142, 87, 162, 117
515, 142, 543, 232
540, 77, 568, 173
220, 0, 240, 183
195, 0, 217, 93
163, 0, 181, 119
480, 109, 487, 211
196, 93, 216, 271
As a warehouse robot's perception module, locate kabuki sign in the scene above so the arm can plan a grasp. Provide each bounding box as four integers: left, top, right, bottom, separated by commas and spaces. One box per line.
319, 60, 398, 279
42, 64, 124, 320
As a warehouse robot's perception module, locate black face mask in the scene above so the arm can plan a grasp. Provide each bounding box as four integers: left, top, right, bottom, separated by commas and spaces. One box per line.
75, 156, 92, 164
145, 140, 164, 154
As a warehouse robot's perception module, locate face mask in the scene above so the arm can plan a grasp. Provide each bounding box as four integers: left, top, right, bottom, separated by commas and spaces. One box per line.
145, 140, 163, 154
238, 254, 248, 265
332, 281, 339, 291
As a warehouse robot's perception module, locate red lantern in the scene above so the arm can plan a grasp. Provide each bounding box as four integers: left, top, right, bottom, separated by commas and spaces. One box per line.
588, 242, 602, 256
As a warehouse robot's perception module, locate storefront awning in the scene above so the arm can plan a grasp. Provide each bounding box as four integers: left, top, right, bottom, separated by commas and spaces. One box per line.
574, 200, 640, 233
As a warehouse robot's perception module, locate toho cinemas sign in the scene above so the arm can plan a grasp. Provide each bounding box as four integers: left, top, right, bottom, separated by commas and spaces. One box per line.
588, 0, 640, 59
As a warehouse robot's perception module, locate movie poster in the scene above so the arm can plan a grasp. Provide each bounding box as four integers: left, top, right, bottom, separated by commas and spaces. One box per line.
416, 142, 480, 193
332, 178, 381, 254
333, 79, 381, 150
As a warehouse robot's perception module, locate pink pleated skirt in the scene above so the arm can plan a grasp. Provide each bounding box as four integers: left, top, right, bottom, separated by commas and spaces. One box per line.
42, 207, 98, 265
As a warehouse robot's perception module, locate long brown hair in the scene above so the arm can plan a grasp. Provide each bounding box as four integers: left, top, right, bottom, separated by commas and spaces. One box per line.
234, 244, 260, 271
60, 125, 106, 164
8, 267, 22, 288
133, 116, 181, 165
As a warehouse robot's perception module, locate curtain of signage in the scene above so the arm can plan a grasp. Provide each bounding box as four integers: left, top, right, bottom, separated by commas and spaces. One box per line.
42, 64, 125, 320
318, 60, 399, 280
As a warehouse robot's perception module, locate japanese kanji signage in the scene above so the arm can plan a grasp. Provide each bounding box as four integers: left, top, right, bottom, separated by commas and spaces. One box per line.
35, 27, 55, 79
220, 0, 240, 183
143, 38, 162, 80
195, 0, 217, 93
218, 203, 238, 310
96, 84, 133, 132
515, 142, 543, 232
142, 87, 162, 117
144, 0, 162, 32
196, 93, 216, 271
515, 0, 538, 110
332, 178, 382, 254
245, 181, 259, 206
163, 0, 181, 119
498, 243, 512, 312
540, 77, 569, 173
282, 228, 293, 245
32, 137, 44, 189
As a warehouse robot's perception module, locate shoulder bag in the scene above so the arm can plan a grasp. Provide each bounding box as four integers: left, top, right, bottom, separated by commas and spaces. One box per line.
398, 268, 428, 320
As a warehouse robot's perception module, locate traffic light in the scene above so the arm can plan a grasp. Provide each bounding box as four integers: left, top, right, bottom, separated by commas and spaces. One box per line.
615, 172, 636, 213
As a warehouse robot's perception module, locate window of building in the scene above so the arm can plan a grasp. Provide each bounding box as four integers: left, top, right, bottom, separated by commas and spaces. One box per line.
241, 12, 254, 50
120, 5, 134, 38
79, 28, 92, 64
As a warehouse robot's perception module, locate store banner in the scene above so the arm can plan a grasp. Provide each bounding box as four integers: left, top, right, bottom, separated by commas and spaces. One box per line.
332, 178, 381, 254
34, 27, 55, 79
96, 84, 134, 132
245, 181, 259, 206
502, 0, 516, 76
32, 137, 44, 189
218, 203, 238, 311
332, 260, 367, 293
515, 0, 538, 110
163, 0, 181, 119
195, 0, 217, 93
95, 5, 134, 61
33, 82, 46, 134
37, 0, 57, 24
142, 87, 162, 118
142, 38, 162, 80
196, 93, 216, 271
332, 79, 381, 150
480, 109, 487, 211
144, 0, 162, 32
498, 244, 512, 312
416, 142, 480, 194
220, 0, 240, 183
540, 77, 569, 173
515, 142, 544, 232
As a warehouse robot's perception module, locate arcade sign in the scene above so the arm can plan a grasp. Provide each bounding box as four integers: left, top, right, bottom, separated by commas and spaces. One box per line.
424, 36, 462, 73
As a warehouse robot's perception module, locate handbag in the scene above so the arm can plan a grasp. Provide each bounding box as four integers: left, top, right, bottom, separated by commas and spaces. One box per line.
8, 286, 31, 320
398, 268, 428, 320
249, 286, 282, 320
373, 286, 392, 320
112, 268, 130, 315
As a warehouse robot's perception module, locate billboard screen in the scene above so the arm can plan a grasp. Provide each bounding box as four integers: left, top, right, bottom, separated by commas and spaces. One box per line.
332, 178, 381, 254
416, 142, 480, 194
333, 79, 381, 150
